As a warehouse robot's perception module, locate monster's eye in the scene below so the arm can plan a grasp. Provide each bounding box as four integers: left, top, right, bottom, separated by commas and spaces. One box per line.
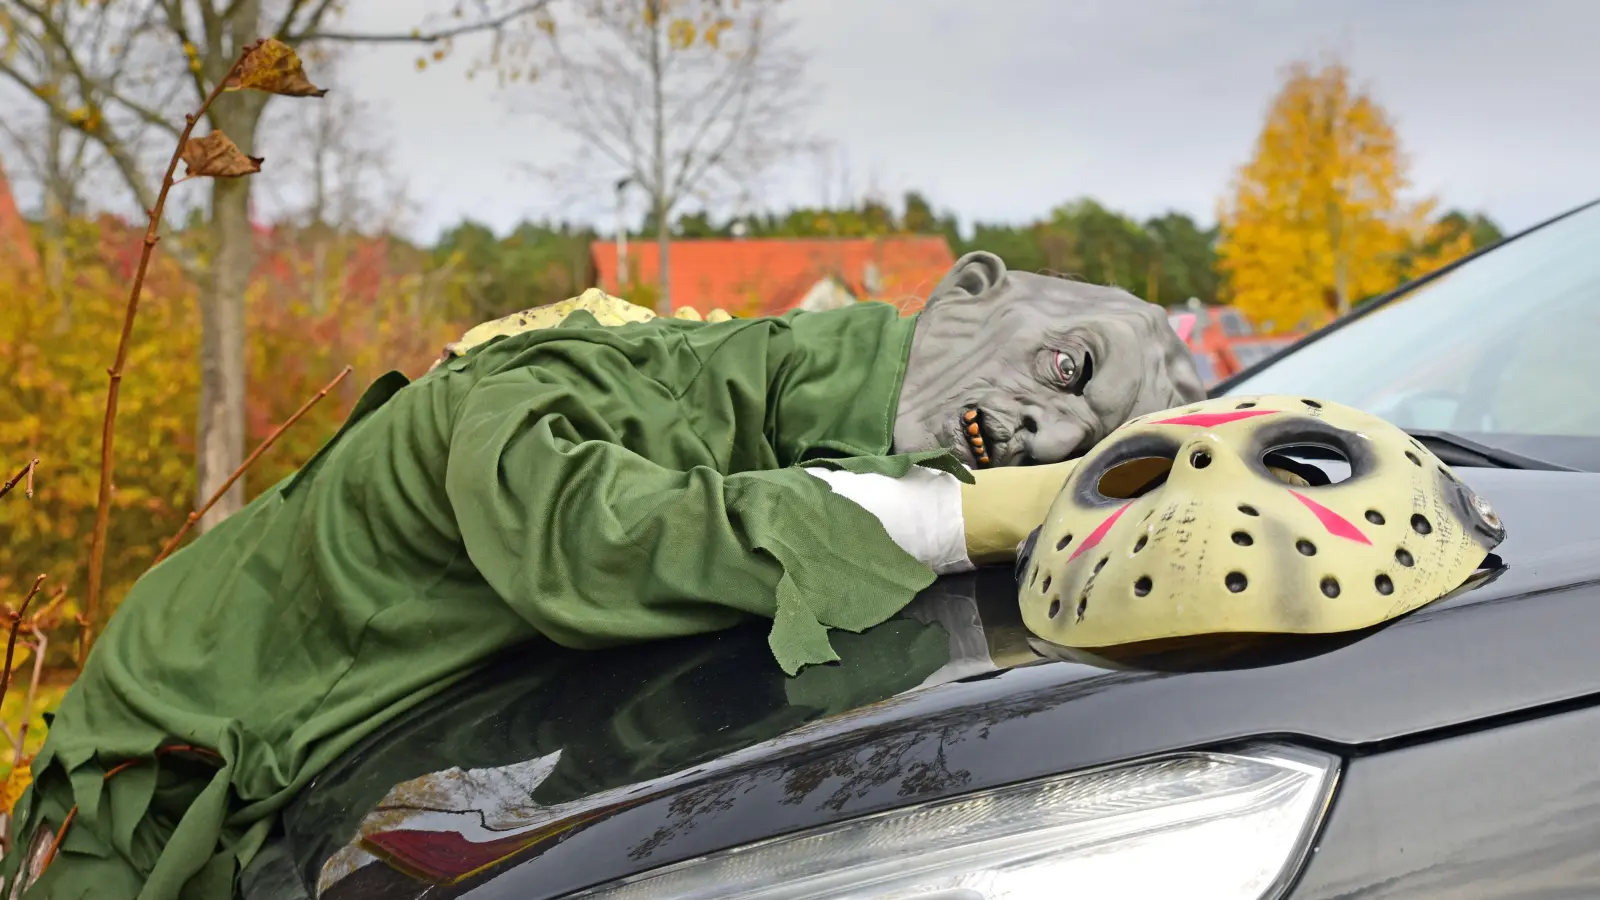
1053, 349, 1093, 390
1052, 350, 1075, 384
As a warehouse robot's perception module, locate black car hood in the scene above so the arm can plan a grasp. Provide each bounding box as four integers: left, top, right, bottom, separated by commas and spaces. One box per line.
278, 468, 1600, 899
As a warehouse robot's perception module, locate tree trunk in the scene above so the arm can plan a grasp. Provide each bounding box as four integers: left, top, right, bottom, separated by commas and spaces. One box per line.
648, 0, 671, 315
42, 193, 68, 332
655, 201, 671, 315
195, 95, 261, 533
43, 45, 71, 329
310, 238, 329, 316
1334, 255, 1350, 316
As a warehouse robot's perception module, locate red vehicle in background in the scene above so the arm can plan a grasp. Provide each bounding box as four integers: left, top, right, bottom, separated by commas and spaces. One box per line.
1167, 301, 1303, 387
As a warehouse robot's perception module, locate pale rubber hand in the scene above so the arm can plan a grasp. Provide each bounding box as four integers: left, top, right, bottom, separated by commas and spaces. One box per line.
958, 460, 1079, 565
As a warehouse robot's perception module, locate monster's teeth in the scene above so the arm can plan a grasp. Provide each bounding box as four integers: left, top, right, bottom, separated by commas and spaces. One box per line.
963, 409, 978, 423
967, 422, 981, 437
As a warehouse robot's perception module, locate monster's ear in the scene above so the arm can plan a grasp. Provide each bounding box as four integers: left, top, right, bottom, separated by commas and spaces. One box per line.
924, 251, 1008, 310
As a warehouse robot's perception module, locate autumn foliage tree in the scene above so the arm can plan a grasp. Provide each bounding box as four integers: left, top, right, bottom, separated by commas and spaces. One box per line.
1400, 210, 1503, 281
0, 1, 560, 545
1215, 56, 1502, 333
0, 222, 199, 663
1215, 57, 1426, 332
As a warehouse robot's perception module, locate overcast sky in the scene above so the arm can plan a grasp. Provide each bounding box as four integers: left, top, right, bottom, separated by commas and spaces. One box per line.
316, 0, 1598, 242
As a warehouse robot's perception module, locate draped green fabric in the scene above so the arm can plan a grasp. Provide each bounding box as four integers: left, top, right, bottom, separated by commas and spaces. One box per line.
5, 302, 965, 900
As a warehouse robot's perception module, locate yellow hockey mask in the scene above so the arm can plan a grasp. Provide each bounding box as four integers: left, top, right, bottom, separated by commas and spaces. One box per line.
1018, 395, 1506, 650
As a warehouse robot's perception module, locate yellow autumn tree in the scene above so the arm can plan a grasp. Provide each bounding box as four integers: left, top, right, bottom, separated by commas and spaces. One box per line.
0, 219, 201, 633
1403, 212, 1489, 280
1217, 58, 1428, 333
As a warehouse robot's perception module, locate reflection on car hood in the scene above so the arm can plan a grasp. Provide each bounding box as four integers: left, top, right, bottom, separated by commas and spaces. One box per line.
277, 468, 1600, 900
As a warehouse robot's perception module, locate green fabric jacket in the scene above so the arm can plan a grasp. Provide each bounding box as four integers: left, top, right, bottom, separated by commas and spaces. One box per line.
8, 302, 966, 900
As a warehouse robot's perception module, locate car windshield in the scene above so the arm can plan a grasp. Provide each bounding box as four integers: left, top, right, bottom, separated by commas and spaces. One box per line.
1224, 200, 1600, 468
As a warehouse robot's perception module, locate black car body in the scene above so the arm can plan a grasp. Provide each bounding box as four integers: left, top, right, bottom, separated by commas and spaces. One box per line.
245, 199, 1600, 900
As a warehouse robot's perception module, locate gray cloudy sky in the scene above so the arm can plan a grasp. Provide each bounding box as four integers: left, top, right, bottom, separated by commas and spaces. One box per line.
331, 0, 1600, 242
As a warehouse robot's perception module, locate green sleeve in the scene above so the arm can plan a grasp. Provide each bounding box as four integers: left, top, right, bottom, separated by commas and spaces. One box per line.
444, 370, 942, 675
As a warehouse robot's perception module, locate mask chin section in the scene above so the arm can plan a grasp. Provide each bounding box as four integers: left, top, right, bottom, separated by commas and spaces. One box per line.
961, 407, 992, 467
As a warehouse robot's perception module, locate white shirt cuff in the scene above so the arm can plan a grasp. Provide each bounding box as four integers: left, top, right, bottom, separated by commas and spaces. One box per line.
805, 465, 975, 575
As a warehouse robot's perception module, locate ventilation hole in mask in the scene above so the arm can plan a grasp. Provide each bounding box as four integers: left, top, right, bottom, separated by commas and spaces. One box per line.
1232, 531, 1253, 546
1438, 465, 1459, 483
1075, 594, 1089, 622
1411, 514, 1433, 536
1405, 451, 1422, 466
1321, 576, 1341, 598
1134, 575, 1152, 596
1262, 443, 1350, 486
1236, 401, 1257, 409
1096, 457, 1173, 500
1056, 533, 1073, 551
1396, 548, 1415, 567
1225, 571, 1248, 593
1375, 574, 1395, 595
1296, 539, 1317, 556
1029, 565, 1038, 586
1048, 598, 1061, 619
1133, 534, 1148, 553
1301, 399, 1323, 409
1239, 504, 1260, 516
1093, 557, 1108, 574
1365, 509, 1385, 525
1042, 575, 1052, 593
1190, 450, 1212, 469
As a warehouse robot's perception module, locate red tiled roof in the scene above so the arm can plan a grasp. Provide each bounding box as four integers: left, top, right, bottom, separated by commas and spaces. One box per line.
590, 236, 955, 316
0, 159, 38, 271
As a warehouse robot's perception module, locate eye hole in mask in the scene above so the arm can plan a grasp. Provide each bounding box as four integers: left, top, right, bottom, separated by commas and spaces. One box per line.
1096, 456, 1173, 499
1261, 443, 1352, 487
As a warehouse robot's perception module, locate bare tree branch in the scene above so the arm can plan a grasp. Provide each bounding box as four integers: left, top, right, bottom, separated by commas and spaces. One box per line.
667, 46, 755, 200
523, 0, 808, 225
0, 56, 160, 213
158, 0, 212, 103
273, 0, 321, 42
303, 0, 553, 44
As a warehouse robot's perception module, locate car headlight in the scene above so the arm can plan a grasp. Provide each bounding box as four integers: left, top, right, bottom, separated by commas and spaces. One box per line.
568, 743, 1337, 900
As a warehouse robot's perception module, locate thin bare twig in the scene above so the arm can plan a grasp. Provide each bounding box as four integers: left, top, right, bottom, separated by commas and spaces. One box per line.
0, 459, 39, 503
153, 364, 353, 565
81, 40, 266, 661
1, 576, 46, 714
306, 0, 552, 43
12, 632, 47, 772
28, 587, 68, 633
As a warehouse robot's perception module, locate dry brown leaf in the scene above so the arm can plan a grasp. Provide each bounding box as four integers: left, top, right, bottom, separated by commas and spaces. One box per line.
224, 37, 328, 98
181, 131, 264, 179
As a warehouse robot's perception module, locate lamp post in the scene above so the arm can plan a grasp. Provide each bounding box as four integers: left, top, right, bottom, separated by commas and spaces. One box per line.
615, 177, 634, 290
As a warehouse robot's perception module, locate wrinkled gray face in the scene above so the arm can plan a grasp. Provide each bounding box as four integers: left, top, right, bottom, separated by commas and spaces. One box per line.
893, 251, 1206, 466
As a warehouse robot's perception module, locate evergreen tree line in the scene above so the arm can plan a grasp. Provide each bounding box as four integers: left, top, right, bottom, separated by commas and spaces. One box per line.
431, 192, 1504, 325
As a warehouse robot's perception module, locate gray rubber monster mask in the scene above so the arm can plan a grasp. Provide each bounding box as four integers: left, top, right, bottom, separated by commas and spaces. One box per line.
893, 251, 1205, 467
